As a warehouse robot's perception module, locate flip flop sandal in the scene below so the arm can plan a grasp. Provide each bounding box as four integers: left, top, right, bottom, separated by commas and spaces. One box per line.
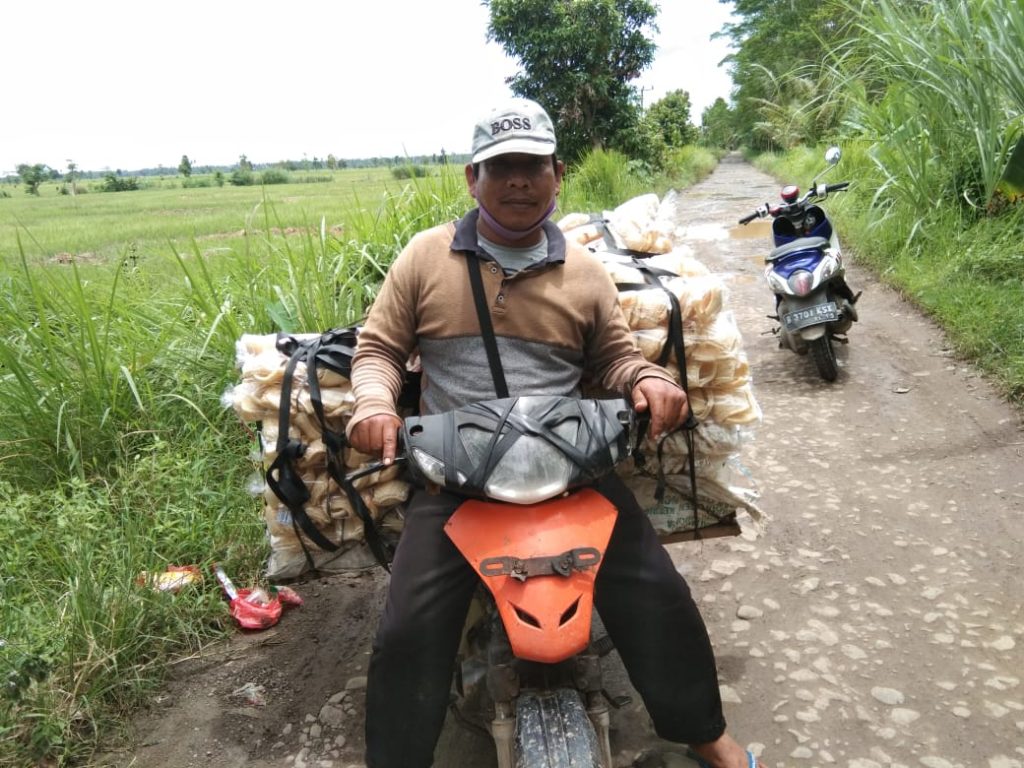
692, 750, 758, 768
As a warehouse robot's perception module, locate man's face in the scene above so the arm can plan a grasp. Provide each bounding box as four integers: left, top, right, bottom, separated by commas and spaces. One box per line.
465, 153, 565, 244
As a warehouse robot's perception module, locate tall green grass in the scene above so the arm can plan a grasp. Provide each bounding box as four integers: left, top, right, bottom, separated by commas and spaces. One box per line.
559, 145, 717, 214
842, 0, 1024, 227
0, 164, 470, 766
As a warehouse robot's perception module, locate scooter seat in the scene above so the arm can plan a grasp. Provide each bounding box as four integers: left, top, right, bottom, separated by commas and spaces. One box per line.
767, 236, 829, 263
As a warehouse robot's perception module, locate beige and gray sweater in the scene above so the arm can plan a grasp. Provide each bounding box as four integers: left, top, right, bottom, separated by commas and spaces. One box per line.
347, 209, 677, 433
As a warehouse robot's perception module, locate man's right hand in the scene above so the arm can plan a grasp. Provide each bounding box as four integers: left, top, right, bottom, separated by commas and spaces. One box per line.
348, 414, 404, 465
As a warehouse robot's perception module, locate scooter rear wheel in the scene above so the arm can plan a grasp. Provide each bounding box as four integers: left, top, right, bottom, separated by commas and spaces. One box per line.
514, 688, 602, 768
810, 334, 838, 381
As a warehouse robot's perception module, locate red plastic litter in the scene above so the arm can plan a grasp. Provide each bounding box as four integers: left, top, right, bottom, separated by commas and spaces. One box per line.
213, 564, 302, 631
230, 588, 283, 630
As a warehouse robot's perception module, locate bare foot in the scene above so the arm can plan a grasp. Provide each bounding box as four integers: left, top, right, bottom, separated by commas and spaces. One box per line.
689, 733, 765, 768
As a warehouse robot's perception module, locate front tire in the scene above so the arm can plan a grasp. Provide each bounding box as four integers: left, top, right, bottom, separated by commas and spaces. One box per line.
514, 689, 601, 768
810, 334, 838, 381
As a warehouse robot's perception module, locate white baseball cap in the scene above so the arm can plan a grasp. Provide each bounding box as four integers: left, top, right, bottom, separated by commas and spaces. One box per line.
471, 98, 557, 163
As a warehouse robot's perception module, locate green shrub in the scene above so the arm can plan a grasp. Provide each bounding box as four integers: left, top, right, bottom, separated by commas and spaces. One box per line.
100, 173, 140, 192
229, 169, 254, 186
560, 148, 646, 213
260, 169, 290, 185
391, 165, 429, 180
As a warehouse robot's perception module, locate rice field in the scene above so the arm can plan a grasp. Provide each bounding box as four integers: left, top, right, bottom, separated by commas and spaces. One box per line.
2, 166, 403, 265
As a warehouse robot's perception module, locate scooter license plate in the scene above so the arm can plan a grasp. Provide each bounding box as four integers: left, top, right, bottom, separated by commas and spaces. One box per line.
783, 301, 838, 331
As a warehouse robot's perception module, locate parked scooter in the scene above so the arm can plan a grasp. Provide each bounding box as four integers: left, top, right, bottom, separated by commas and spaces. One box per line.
738, 146, 860, 381
363, 395, 638, 768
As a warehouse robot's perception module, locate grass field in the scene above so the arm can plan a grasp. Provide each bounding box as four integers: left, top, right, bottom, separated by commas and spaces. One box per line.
1, 167, 408, 265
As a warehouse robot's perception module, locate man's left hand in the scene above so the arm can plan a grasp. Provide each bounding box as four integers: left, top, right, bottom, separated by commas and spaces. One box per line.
631, 377, 689, 439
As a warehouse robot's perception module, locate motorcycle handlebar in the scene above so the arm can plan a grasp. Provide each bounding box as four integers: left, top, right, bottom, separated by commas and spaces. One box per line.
739, 181, 850, 224
738, 203, 770, 225
345, 398, 656, 484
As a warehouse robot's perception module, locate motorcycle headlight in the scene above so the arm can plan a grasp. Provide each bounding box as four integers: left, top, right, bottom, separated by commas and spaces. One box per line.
765, 269, 788, 294
409, 447, 467, 487
403, 396, 631, 505
817, 255, 837, 281
468, 421, 579, 503
788, 270, 814, 296
409, 423, 580, 504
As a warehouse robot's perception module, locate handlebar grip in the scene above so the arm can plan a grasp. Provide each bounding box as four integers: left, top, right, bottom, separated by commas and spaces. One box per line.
828, 181, 851, 193
738, 212, 758, 225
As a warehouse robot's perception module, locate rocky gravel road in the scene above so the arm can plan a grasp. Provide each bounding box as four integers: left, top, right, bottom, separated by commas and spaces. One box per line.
99, 155, 1024, 768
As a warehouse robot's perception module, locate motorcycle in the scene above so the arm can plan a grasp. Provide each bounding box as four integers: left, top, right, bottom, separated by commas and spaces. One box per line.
365, 395, 638, 768
738, 146, 860, 381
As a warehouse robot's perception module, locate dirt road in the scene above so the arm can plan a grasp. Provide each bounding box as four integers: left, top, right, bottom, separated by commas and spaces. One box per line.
97, 155, 1024, 768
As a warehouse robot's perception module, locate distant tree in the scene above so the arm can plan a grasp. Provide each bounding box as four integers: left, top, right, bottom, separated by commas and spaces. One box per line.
485, 0, 658, 162
326, 154, 338, 170
101, 173, 139, 192
701, 97, 737, 148
178, 155, 193, 177
646, 89, 699, 147
65, 160, 78, 196
238, 154, 253, 171
715, 0, 858, 147
213, 170, 225, 187
16, 163, 50, 195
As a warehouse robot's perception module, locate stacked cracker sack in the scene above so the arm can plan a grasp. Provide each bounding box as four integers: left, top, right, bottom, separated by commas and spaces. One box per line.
225, 332, 411, 580
226, 192, 761, 575
562, 192, 763, 539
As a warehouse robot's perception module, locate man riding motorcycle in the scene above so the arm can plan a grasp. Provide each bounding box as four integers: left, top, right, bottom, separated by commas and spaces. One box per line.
347, 97, 764, 768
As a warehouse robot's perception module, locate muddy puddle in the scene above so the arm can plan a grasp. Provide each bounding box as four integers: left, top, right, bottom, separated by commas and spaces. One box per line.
677, 219, 772, 242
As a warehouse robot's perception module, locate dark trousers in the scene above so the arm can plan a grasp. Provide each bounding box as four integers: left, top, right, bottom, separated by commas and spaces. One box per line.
364, 474, 726, 768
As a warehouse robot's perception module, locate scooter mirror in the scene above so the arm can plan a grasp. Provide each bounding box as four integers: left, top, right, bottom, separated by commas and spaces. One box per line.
825, 146, 842, 166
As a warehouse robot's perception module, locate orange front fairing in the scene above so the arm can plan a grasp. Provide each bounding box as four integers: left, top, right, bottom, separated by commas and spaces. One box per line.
444, 488, 618, 663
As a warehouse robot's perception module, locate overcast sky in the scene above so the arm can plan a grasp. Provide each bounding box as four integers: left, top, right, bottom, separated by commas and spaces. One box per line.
1, 1, 736, 175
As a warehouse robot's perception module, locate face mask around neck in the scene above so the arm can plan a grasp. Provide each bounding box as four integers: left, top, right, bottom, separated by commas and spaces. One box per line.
477, 199, 556, 242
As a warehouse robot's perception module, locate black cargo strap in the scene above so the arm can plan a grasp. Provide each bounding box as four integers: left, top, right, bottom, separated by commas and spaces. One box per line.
614, 259, 702, 534
265, 329, 394, 571
466, 256, 510, 398
480, 547, 602, 580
